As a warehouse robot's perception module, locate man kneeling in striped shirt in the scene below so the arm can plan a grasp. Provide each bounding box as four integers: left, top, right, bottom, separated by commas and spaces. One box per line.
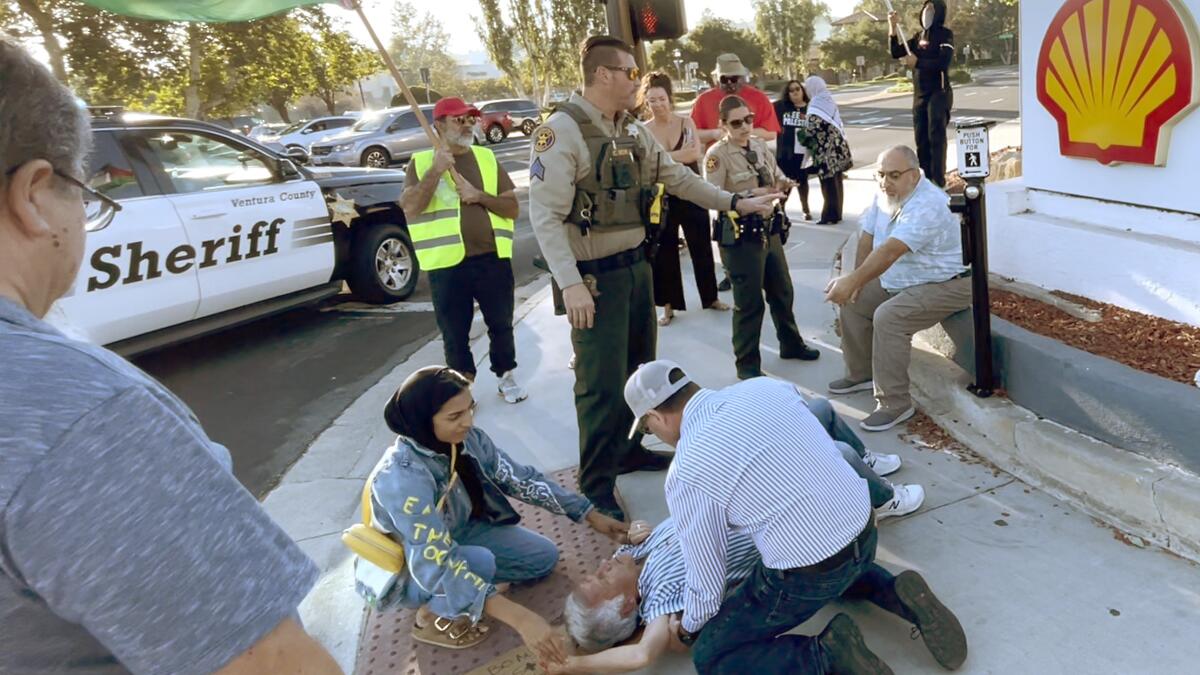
622, 360, 968, 675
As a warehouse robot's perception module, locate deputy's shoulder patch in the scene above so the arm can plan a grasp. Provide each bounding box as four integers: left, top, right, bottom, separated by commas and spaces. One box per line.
533, 127, 556, 153
705, 154, 720, 172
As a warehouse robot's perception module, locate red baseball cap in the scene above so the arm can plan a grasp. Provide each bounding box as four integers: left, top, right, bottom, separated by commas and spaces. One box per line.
432, 97, 480, 120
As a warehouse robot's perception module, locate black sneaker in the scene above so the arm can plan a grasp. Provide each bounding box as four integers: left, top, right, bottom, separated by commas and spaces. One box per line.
818, 614, 894, 675
718, 277, 732, 292
780, 342, 820, 361
619, 449, 673, 473
894, 571, 968, 670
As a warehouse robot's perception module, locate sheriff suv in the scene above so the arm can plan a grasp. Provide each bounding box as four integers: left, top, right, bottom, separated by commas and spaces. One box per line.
54, 110, 419, 355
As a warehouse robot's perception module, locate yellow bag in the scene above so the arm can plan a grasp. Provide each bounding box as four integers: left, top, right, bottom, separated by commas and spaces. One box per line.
342, 480, 406, 574
342, 443, 460, 575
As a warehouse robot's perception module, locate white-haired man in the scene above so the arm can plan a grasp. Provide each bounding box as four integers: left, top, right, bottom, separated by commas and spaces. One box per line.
625, 359, 967, 674
825, 144, 972, 431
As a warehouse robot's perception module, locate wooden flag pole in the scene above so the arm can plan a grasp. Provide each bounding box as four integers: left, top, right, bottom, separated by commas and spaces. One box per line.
346, 0, 444, 150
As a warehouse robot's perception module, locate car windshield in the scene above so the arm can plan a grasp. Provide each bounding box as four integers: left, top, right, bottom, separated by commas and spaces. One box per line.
279, 121, 307, 134
353, 113, 390, 132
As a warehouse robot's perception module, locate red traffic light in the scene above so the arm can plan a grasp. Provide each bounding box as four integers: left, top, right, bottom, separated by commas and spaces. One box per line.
630, 0, 686, 41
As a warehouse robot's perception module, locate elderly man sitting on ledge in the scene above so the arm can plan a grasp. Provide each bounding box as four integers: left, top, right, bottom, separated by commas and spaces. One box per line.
825, 144, 972, 432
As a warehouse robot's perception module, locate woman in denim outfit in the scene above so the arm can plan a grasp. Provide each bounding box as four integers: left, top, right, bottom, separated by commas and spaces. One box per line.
359, 367, 628, 662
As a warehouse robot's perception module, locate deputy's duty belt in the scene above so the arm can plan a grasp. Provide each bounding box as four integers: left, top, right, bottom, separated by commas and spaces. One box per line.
576, 246, 646, 276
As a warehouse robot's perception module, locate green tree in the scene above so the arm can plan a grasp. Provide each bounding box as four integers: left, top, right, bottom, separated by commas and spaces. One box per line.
389, 0, 460, 96
649, 15, 765, 81
755, 0, 828, 79
948, 0, 1019, 65
301, 8, 378, 114
547, 0, 605, 86
474, 0, 527, 99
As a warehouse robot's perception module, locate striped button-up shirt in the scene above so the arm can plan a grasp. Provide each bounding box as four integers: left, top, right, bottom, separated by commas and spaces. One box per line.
616, 518, 759, 623
666, 378, 871, 632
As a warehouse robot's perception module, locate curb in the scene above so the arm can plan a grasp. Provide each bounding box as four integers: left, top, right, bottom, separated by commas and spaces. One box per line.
908, 342, 1200, 564
271, 272, 552, 673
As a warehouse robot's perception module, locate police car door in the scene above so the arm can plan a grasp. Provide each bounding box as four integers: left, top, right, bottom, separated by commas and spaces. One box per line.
52, 129, 200, 346
134, 129, 335, 318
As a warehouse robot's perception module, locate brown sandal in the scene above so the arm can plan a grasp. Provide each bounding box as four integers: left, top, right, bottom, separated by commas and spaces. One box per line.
411, 615, 491, 649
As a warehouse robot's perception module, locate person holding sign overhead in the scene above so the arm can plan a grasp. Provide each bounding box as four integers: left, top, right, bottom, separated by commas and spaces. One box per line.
889, 0, 956, 187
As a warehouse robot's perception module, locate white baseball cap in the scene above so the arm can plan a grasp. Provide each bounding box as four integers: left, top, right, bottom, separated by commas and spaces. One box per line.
624, 359, 692, 439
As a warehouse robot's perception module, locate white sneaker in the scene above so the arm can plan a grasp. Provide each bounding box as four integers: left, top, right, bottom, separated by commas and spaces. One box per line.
863, 450, 902, 477
497, 370, 528, 404
875, 484, 925, 521
568, 354, 576, 370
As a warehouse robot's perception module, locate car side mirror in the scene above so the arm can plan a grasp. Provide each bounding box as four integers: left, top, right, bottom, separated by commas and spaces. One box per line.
284, 146, 309, 165
278, 158, 304, 179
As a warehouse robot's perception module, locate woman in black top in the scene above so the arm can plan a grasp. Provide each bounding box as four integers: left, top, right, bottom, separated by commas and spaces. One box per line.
773, 80, 814, 221
639, 71, 730, 326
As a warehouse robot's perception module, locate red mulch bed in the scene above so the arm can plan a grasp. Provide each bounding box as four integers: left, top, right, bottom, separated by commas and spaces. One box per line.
989, 289, 1200, 385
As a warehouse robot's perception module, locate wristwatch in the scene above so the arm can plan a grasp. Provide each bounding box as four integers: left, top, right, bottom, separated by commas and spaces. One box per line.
677, 624, 701, 646
729, 193, 741, 212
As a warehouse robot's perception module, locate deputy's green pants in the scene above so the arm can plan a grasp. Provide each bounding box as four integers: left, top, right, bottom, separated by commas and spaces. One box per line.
572, 260, 656, 500
720, 233, 805, 379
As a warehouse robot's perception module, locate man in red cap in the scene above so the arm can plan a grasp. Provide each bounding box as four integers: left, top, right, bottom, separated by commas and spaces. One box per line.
400, 98, 526, 403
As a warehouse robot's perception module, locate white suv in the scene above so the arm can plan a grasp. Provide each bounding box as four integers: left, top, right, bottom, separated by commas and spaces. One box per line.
53, 112, 421, 355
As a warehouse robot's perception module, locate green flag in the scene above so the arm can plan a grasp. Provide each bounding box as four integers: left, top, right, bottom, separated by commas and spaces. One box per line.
79, 0, 346, 23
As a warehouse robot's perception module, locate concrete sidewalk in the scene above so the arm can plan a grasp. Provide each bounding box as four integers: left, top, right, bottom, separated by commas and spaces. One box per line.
267, 160, 1200, 674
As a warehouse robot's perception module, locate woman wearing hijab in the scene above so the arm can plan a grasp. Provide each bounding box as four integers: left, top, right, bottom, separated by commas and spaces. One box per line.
803, 76, 854, 224
773, 80, 814, 221
355, 366, 628, 661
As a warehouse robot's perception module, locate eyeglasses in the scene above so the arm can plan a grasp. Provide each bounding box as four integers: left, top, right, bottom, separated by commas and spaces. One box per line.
725, 113, 756, 129
444, 114, 478, 126
876, 168, 917, 182
4, 163, 123, 233
601, 64, 640, 81
719, 76, 742, 85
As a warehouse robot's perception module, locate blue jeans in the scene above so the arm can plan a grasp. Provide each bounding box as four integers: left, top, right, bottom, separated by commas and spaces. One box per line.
396, 521, 559, 609
808, 397, 894, 508
692, 525, 914, 674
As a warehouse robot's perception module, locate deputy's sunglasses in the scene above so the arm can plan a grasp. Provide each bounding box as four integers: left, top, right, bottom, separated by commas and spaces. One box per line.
876, 168, 917, 182
725, 113, 756, 129
719, 75, 742, 85
3, 163, 123, 233
601, 64, 640, 81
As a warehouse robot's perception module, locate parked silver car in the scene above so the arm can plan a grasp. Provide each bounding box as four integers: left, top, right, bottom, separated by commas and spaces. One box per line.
309, 105, 436, 168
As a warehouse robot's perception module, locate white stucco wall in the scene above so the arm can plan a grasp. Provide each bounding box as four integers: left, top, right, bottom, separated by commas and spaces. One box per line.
986, 0, 1200, 326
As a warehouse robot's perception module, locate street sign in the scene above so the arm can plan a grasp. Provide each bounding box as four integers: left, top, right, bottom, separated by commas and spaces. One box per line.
856, 55, 866, 66
956, 121, 992, 179
998, 32, 1014, 39
418, 67, 431, 85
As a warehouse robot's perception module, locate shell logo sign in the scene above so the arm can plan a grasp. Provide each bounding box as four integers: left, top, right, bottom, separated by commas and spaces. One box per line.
1037, 0, 1199, 166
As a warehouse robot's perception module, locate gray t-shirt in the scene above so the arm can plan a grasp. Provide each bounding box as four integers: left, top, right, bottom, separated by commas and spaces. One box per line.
0, 298, 319, 674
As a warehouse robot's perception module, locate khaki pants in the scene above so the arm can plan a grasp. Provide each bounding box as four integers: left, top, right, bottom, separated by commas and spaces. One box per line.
840, 276, 972, 411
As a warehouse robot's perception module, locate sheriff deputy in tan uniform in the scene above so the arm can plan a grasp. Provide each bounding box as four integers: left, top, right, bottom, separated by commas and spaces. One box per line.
528, 35, 781, 520
705, 94, 821, 380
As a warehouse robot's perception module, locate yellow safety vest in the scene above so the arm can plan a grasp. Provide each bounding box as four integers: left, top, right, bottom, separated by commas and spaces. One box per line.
409, 146, 514, 271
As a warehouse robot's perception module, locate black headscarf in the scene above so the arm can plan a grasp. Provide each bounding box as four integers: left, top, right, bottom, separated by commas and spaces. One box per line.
384, 366, 487, 516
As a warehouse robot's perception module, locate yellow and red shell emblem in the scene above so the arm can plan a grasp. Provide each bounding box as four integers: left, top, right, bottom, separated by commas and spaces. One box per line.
1037, 0, 1199, 165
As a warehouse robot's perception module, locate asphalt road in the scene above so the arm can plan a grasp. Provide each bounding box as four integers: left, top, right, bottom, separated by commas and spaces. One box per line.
137, 66, 1021, 497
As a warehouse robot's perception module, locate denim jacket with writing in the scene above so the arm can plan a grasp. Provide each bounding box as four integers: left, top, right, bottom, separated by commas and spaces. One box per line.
365, 427, 592, 620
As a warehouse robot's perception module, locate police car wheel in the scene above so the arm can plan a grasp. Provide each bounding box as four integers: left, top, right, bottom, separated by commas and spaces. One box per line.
486, 124, 506, 144
347, 224, 419, 303
520, 119, 536, 136
361, 146, 391, 168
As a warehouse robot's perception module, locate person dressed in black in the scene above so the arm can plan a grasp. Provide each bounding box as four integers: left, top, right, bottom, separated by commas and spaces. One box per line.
889, 0, 954, 188
773, 80, 814, 221
804, 76, 853, 224
640, 71, 730, 326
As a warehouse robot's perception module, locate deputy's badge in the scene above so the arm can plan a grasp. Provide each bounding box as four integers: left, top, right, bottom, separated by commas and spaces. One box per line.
705, 155, 719, 173
327, 193, 357, 226
530, 157, 546, 182
533, 127, 555, 153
